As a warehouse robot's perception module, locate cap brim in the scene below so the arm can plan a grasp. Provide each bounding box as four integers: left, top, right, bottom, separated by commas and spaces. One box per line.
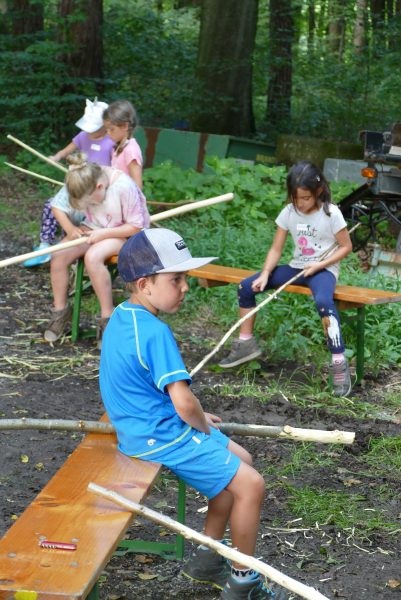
156, 256, 217, 274
75, 117, 103, 133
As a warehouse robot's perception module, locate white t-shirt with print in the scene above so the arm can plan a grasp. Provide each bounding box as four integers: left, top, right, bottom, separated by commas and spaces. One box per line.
275, 203, 347, 279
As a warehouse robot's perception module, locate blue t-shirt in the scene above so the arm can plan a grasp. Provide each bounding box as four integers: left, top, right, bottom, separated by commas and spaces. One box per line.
99, 301, 193, 457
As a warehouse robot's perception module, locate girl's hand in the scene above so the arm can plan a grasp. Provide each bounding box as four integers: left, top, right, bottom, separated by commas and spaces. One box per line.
303, 262, 322, 277
252, 271, 269, 292
49, 153, 61, 162
204, 412, 222, 429
65, 225, 88, 240
86, 229, 108, 244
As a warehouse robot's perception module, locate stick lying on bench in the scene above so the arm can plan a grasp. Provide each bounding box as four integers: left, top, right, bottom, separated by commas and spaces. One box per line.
0, 417, 355, 444
0, 192, 234, 268
88, 482, 329, 600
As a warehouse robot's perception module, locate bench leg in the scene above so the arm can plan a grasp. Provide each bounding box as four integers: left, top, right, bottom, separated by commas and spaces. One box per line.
355, 306, 365, 385
117, 478, 186, 560
71, 258, 85, 342
86, 582, 99, 600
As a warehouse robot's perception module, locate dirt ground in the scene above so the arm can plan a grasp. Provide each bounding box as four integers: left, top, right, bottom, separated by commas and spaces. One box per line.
1, 229, 400, 600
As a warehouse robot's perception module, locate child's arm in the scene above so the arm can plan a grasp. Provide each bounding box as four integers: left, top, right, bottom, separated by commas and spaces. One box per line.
51, 207, 86, 239
127, 160, 143, 190
303, 227, 352, 277
49, 142, 78, 162
85, 224, 141, 244
167, 380, 211, 434
252, 226, 288, 292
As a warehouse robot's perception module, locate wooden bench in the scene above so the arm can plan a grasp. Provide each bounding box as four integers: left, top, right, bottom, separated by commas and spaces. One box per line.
187, 264, 401, 384
0, 416, 186, 600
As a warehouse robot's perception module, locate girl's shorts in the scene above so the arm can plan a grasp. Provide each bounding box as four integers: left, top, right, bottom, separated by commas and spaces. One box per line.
156, 427, 241, 499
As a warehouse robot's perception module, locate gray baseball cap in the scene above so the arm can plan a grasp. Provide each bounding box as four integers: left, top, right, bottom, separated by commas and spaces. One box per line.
118, 228, 217, 282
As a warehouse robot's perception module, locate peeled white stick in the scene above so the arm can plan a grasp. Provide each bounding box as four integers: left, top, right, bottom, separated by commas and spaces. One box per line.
88, 482, 329, 600
150, 193, 233, 221
0, 418, 355, 445
5, 162, 64, 186
0, 193, 234, 269
190, 224, 360, 377
0, 237, 88, 268
7, 134, 68, 173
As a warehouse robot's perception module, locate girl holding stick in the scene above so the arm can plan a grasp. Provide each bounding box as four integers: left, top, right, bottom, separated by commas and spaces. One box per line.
44, 153, 149, 349
219, 161, 353, 397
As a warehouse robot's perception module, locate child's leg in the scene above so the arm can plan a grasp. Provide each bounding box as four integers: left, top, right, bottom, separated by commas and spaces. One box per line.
51, 242, 88, 310
307, 270, 345, 354
84, 238, 126, 318
40, 200, 59, 244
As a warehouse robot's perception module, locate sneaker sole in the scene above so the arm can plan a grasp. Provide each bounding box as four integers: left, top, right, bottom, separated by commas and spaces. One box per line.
181, 570, 225, 590
218, 349, 262, 369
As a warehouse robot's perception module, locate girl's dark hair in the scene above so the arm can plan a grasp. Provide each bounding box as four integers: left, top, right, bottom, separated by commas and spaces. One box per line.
286, 160, 331, 216
102, 100, 138, 155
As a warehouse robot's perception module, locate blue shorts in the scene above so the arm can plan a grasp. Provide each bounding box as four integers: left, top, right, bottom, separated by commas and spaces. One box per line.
152, 427, 241, 499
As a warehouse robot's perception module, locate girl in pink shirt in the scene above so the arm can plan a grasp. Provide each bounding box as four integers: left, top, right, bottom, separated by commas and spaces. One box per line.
103, 100, 143, 190
44, 152, 150, 349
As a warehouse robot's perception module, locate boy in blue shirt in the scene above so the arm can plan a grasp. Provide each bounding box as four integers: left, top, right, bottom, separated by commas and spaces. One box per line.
99, 228, 289, 600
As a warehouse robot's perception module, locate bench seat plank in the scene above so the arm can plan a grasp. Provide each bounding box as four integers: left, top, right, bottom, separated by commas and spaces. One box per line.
0, 421, 161, 600
188, 264, 401, 306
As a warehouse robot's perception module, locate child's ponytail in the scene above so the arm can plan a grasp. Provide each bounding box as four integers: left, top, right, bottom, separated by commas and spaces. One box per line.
65, 152, 102, 208
103, 100, 138, 154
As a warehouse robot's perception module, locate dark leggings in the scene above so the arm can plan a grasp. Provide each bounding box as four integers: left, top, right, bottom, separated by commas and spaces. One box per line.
238, 265, 345, 354
40, 199, 58, 244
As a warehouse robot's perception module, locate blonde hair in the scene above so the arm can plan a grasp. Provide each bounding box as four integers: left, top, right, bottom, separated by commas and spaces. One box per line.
66, 153, 103, 209
103, 100, 138, 155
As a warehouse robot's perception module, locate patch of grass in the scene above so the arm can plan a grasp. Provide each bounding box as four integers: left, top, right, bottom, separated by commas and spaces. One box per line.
364, 435, 401, 476
286, 485, 398, 534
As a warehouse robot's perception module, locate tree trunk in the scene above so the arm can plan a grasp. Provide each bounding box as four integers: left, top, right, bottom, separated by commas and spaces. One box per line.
266, 0, 294, 135
58, 0, 103, 80
370, 0, 386, 54
192, 0, 258, 136
354, 0, 367, 54
328, 0, 345, 58
307, 0, 316, 53
10, 0, 43, 36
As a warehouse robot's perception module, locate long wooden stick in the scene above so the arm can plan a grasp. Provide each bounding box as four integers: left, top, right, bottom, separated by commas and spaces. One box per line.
4, 162, 196, 207
0, 193, 234, 269
190, 224, 360, 377
88, 482, 329, 600
5, 162, 64, 186
7, 134, 68, 173
0, 418, 355, 444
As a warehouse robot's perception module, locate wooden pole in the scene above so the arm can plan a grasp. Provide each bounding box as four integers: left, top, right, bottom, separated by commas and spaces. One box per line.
88, 482, 330, 600
4, 162, 195, 208
0, 193, 234, 269
5, 162, 64, 186
190, 224, 360, 377
7, 134, 68, 173
0, 418, 355, 444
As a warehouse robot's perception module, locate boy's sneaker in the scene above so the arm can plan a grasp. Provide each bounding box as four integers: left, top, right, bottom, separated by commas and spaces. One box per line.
330, 358, 352, 397
44, 305, 72, 342
23, 242, 51, 268
182, 545, 230, 590
96, 316, 110, 351
219, 338, 262, 368
222, 572, 291, 599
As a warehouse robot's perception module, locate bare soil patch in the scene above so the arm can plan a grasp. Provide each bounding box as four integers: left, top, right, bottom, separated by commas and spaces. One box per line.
1, 228, 400, 600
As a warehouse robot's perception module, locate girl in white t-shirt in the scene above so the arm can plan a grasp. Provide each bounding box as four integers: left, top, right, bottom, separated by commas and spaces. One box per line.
219, 160, 353, 397
102, 100, 143, 190
43, 153, 150, 348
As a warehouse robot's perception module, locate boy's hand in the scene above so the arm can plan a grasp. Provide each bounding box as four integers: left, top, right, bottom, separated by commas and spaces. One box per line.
204, 412, 222, 429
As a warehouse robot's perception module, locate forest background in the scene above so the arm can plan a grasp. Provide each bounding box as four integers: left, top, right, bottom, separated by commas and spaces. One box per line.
1, 0, 401, 153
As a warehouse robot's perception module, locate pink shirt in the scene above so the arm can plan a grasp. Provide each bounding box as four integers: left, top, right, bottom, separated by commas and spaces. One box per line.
83, 167, 150, 231
111, 138, 143, 173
